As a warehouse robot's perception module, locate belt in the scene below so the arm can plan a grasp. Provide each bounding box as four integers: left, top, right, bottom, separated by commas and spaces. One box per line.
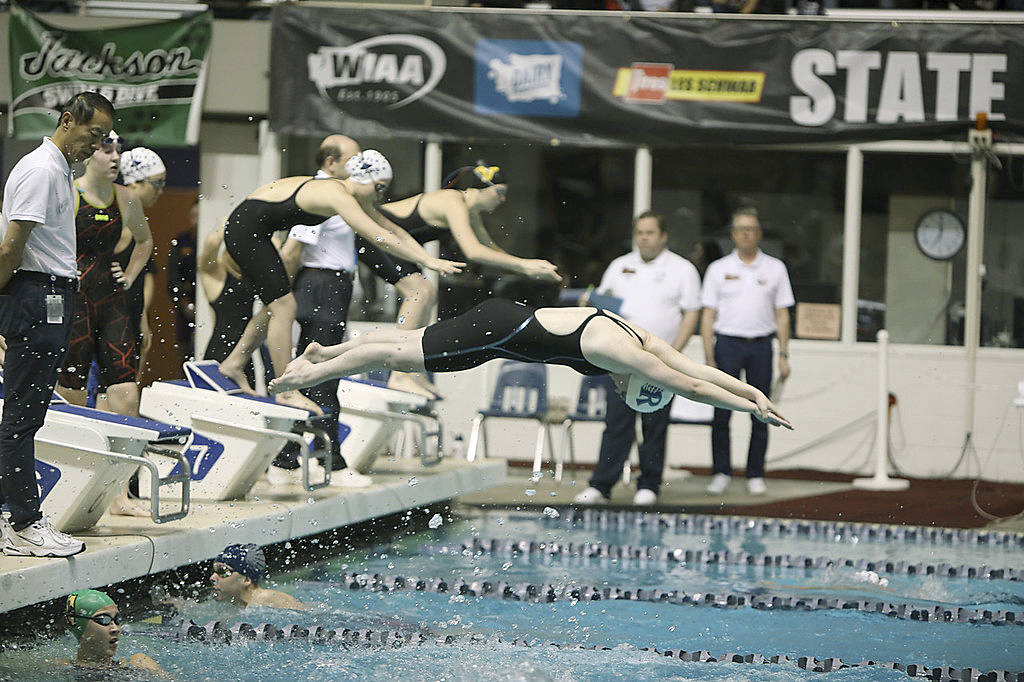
13, 270, 79, 291
716, 333, 774, 343
303, 267, 354, 278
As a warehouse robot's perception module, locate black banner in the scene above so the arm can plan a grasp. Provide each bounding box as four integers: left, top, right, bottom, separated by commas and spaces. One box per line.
270, 6, 1024, 146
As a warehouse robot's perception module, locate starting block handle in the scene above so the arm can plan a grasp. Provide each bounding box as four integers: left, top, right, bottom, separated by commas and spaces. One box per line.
192, 415, 331, 491
36, 438, 191, 524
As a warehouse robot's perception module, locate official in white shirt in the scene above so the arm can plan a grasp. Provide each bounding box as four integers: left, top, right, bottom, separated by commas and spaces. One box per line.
0, 92, 115, 558
276, 135, 371, 488
701, 207, 794, 497
574, 211, 701, 506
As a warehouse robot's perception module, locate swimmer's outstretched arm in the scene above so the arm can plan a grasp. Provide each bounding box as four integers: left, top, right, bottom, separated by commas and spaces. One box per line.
593, 342, 791, 429
643, 333, 778, 407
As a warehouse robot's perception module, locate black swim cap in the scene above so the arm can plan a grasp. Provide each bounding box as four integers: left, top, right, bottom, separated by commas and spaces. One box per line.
443, 161, 507, 190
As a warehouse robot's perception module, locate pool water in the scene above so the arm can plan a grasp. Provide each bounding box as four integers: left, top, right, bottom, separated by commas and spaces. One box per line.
2, 510, 1021, 681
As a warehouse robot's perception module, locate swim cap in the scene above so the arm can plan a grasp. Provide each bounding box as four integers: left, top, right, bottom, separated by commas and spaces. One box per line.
120, 147, 166, 184
624, 374, 673, 413
216, 543, 267, 584
65, 589, 115, 640
443, 161, 506, 190
344, 149, 392, 185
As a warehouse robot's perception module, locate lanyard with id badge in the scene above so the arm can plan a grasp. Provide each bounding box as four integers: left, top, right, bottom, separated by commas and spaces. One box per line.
46, 293, 64, 324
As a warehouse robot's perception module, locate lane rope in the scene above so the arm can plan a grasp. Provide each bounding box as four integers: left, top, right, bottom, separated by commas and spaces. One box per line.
431, 538, 1021, 583
540, 509, 1024, 548
294, 573, 1023, 627
147, 619, 1024, 681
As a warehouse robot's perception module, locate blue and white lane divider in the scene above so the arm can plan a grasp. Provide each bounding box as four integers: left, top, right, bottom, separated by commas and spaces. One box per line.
146, 619, 1024, 681
296, 573, 1023, 626
543, 509, 1024, 548
432, 538, 1021, 582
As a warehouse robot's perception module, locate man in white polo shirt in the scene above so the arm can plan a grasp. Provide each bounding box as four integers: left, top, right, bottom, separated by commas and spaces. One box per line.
701, 207, 794, 496
274, 134, 372, 488
574, 211, 701, 506
0, 92, 115, 557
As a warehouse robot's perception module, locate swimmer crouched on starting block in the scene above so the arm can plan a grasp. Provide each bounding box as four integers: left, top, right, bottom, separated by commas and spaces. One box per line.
269, 298, 793, 429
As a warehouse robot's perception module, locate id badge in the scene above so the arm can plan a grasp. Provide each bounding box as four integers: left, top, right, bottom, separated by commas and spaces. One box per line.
46, 294, 63, 324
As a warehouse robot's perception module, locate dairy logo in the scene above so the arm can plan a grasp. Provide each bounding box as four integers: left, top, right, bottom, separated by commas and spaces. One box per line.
475, 39, 581, 118
307, 34, 446, 110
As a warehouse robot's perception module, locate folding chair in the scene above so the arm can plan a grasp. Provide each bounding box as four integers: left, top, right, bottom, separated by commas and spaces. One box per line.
557, 374, 609, 482
466, 360, 555, 477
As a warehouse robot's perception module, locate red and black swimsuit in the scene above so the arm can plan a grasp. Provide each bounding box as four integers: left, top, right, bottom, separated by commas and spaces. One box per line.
58, 186, 138, 390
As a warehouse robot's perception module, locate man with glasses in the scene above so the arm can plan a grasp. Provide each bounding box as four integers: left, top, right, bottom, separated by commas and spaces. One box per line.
701, 207, 794, 496
63, 589, 166, 673
210, 543, 308, 609
0, 92, 114, 557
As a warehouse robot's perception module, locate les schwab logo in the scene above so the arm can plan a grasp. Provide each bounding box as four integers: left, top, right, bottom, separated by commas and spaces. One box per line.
613, 63, 765, 104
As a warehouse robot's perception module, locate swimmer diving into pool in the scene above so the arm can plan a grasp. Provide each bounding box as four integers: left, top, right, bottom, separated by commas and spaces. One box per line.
269, 298, 793, 429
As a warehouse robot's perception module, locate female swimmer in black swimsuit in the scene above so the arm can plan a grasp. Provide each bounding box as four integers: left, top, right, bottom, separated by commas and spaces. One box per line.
269, 298, 792, 429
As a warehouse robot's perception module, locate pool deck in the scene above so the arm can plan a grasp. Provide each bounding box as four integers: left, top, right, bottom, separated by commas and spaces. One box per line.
0, 458, 505, 614
458, 468, 853, 511
459, 466, 1024, 530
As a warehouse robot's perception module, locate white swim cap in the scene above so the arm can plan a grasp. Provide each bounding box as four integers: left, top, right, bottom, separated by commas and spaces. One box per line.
624, 374, 673, 413
120, 147, 166, 184
344, 149, 392, 185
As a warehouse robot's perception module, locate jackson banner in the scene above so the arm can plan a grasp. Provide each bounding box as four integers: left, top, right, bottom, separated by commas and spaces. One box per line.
270, 5, 1024, 146
8, 3, 212, 146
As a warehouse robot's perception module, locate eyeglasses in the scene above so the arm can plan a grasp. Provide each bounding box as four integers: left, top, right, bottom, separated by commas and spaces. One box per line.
212, 565, 236, 578
374, 182, 389, 197
88, 613, 121, 627
144, 178, 166, 190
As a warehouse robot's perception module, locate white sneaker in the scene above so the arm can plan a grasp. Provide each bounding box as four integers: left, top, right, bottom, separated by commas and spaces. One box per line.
747, 477, 767, 496
572, 487, 606, 504
1, 516, 85, 558
330, 468, 373, 488
705, 473, 731, 495
633, 489, 657, 506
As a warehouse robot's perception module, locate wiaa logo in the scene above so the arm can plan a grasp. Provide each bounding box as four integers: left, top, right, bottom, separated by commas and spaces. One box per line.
636, 383, 664, 407
307, 34, 446, 110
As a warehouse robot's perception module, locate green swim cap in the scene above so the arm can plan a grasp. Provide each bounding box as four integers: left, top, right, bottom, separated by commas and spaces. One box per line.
65, 589, 115, 640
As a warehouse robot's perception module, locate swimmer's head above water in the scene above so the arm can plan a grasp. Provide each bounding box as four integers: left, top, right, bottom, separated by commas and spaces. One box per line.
211, 543, 267, 602
66, 589, 123, 661
345, 149, 392, 200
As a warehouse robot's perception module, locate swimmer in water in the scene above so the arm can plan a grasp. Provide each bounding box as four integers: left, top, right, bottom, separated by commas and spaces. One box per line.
61, 589, 167, 675
210, 543, 309, 610
270, 298, 792, 430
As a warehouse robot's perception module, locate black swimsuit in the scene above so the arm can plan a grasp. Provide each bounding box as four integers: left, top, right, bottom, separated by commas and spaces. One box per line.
223, 178, 324, 303
360, 197, 444, 285
203, 272, 259, 387
421, 298, 642, 375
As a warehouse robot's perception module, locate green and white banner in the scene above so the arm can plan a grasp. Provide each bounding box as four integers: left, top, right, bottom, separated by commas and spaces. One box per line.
8, 3, 212, 146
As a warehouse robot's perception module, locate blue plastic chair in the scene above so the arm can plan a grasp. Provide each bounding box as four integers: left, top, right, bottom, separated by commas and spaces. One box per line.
467, 360, 556, 476
557, 374, 610, 481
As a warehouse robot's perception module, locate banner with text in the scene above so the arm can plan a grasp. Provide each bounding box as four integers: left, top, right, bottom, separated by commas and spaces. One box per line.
270, 5, 1023, 146
8, 3, 212, 146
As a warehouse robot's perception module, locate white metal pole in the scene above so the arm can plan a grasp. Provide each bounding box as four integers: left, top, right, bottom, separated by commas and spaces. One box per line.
257, 119, 280, 186
841, 146, 863, 345
963, 128, 991, 439
423, 140, 443, 322
633, 145, 652, 217
853, 329, 909, 490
